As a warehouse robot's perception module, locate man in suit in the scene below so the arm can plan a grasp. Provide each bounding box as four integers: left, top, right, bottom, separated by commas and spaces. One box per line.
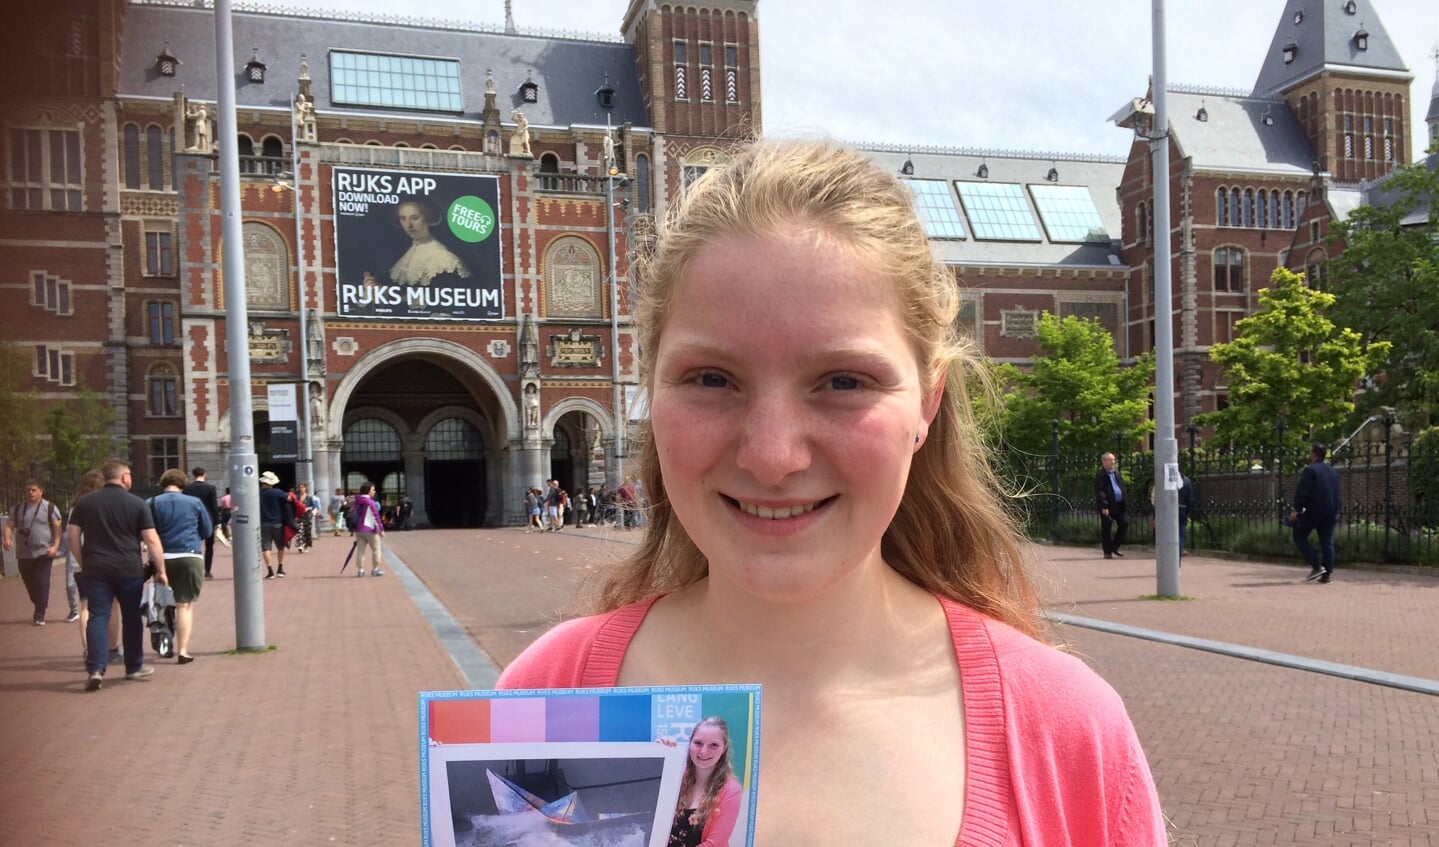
1094, 452, 1128, 559
181, 466, 220, 579
1290, 443, 1341, 583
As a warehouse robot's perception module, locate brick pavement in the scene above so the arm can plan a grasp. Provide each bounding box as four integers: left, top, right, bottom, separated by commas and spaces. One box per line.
3, 527, 1435, 845
0, 532, 464, 846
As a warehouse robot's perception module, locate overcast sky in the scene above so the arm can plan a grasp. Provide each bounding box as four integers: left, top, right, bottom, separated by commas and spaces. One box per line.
258, 0, 1436, 159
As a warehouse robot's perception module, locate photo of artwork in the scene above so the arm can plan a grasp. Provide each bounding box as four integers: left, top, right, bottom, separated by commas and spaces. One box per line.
419, 686, 762, 847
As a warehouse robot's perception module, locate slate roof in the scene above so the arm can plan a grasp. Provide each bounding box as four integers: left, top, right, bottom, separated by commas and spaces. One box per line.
1253, 0, 1410, 97
860, 146, 1127, 269
119, 3, 651, 130
1165, 89, 1316, 177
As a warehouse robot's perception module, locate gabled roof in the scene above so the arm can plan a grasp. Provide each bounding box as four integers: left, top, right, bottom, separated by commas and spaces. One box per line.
1165, 89, 1315, 177
118, 3, 651, 130
1253, 0, 1411, 97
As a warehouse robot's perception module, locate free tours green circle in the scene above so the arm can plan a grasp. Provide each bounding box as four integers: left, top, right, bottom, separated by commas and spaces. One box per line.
447, 195, 496, 243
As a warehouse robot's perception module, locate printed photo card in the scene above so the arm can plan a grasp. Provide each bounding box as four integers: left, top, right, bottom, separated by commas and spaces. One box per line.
420, 685, 762, 847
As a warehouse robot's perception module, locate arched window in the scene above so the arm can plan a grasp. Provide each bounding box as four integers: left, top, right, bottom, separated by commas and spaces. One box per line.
539, 153, 560, 191
1256, 191, 1268, 229
343, 418, 402, 462
147, 126, 165, 190
425, 418, 484, 460
1270, 190, 1283, 228
1305, 248, 1328, 289
1296, 191, 1307, 220
260, 136, 284, 174
1229, 189, 1242, 228
1213, 246, 1246, 293
1282, 191, 1295, 229
123, 124, 141, 189
1243, 189, 1255, 228
1216, 189, 1228, 227
147, 363, 180, 417
543, 235, 603, 318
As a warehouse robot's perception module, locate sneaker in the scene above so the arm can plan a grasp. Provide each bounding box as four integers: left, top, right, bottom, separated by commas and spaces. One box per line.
108, 648, 122, 665
86, 672, 103, 692
1318, 572, 1332, 584
265, 569, 276, 580
65, 612, 80, 623
356, 569, 364, 577
371, 568, 385, 577
1305, 566, 1323, 581
125, 666, 155, 681
276, 569, 287, 578
32, 618, 45, 626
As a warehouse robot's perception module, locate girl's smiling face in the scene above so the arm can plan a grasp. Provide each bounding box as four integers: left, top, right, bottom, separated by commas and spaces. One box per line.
688, 725, 727, 773
649, 229, 939, 604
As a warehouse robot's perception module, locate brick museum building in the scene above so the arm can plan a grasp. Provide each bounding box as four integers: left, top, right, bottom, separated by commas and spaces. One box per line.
2, 0, 1435, 525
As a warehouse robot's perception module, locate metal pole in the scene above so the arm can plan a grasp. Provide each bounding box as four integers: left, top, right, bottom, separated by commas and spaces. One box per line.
289, 93, 313, 498
605, 118, 626, 486
1049, 420, 1061, 543
215, 0, 265, 648
1150, 0, 1181, 597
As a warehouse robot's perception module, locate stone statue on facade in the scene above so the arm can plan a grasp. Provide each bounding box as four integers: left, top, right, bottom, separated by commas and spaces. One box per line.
524, 383, 540, 430
186, 101, 213, 152
509, 109, 532, 158
295, 92, 317, 143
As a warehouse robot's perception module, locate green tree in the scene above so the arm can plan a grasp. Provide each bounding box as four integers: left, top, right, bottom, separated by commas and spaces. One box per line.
1325, 150, 1439, 427
0, 341, 45, 493
1195, 267, 1390, 447
45, 389, 122, 495
997, 313, 1155, 459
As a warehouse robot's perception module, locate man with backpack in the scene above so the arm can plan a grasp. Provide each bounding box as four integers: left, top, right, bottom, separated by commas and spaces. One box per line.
4, 479, 63, 625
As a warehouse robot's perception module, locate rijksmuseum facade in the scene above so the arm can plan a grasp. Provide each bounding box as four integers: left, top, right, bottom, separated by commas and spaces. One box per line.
3, 0, 1435, 526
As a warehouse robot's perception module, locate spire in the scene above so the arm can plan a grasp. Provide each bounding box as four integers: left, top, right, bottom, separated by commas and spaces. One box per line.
504, 0, 516, 35
1427, 44, 1439, 148
1253, 0, 1410, 97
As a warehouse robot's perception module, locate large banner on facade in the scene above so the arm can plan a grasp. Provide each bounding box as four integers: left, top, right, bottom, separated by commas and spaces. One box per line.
333, 168, 504, 321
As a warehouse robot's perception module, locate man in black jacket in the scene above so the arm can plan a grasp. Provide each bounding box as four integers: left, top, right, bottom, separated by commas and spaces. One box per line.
1291, 444, 1341, 583
181, 466, 220, 578
1094, 452, 1128, 559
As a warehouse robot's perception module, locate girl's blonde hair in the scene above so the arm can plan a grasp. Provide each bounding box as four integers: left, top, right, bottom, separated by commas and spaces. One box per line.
675, 716, 735, 829
590, 138, 1042, 639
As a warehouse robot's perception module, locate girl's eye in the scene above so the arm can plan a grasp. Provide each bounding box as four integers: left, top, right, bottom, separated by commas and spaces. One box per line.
830, 375, 861, 390
698, 372, 729, 388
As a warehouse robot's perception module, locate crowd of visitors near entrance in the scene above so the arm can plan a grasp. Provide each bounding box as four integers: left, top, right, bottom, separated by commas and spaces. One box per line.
522, 477, 646, 532
6, 461, 403, 691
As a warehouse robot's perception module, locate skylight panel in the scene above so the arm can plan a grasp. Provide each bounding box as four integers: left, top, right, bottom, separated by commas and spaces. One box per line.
954, 182, 1042, 241
330, 50, 463, 113
905, 179, 966, 239
1029, 184, 1110, 243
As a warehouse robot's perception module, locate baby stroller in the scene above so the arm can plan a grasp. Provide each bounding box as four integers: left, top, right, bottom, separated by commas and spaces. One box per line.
140, 580, 177, 658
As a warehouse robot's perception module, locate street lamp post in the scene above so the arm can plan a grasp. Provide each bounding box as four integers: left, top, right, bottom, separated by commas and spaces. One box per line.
604, 120, 627, 487
214, 0, 265, 648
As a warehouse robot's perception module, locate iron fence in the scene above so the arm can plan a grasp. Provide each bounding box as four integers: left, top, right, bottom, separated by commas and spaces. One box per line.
998, 432, 1438, 566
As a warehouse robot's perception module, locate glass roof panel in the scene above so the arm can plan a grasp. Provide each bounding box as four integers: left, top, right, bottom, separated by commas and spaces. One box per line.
954, 182, 1043, 241
905, 179, 966, 239
1029, 184, 1110, 243
330, 51, 463, 113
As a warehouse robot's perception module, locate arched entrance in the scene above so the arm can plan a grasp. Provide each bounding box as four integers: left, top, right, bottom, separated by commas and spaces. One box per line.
333, 348, 513, 527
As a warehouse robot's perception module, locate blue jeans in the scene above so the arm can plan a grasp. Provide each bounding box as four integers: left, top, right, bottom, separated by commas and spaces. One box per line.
1293, 516, 1337, 574
78, 572, 146, 675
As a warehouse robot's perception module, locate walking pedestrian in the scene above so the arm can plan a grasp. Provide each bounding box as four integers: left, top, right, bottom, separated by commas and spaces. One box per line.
328, 487, 345, 536
66, 458, 167, 691
65, 471, 117, 660
544, 479, 563, 531
258, 471, 290, 579
525, 487, 543, 532
1290, 443, 1341, 583
148, 469, 212, 664
1094, 452, 1129, 559
181, 466, 220, 578
4, 479, 63, 625
351, 482, 385, 577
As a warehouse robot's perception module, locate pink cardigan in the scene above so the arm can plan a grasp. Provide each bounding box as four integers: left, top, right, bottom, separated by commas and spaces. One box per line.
498, 597, 1167, 846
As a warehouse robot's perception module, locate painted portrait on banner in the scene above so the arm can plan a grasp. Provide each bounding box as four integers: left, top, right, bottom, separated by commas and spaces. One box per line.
333, 167, 504, 321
